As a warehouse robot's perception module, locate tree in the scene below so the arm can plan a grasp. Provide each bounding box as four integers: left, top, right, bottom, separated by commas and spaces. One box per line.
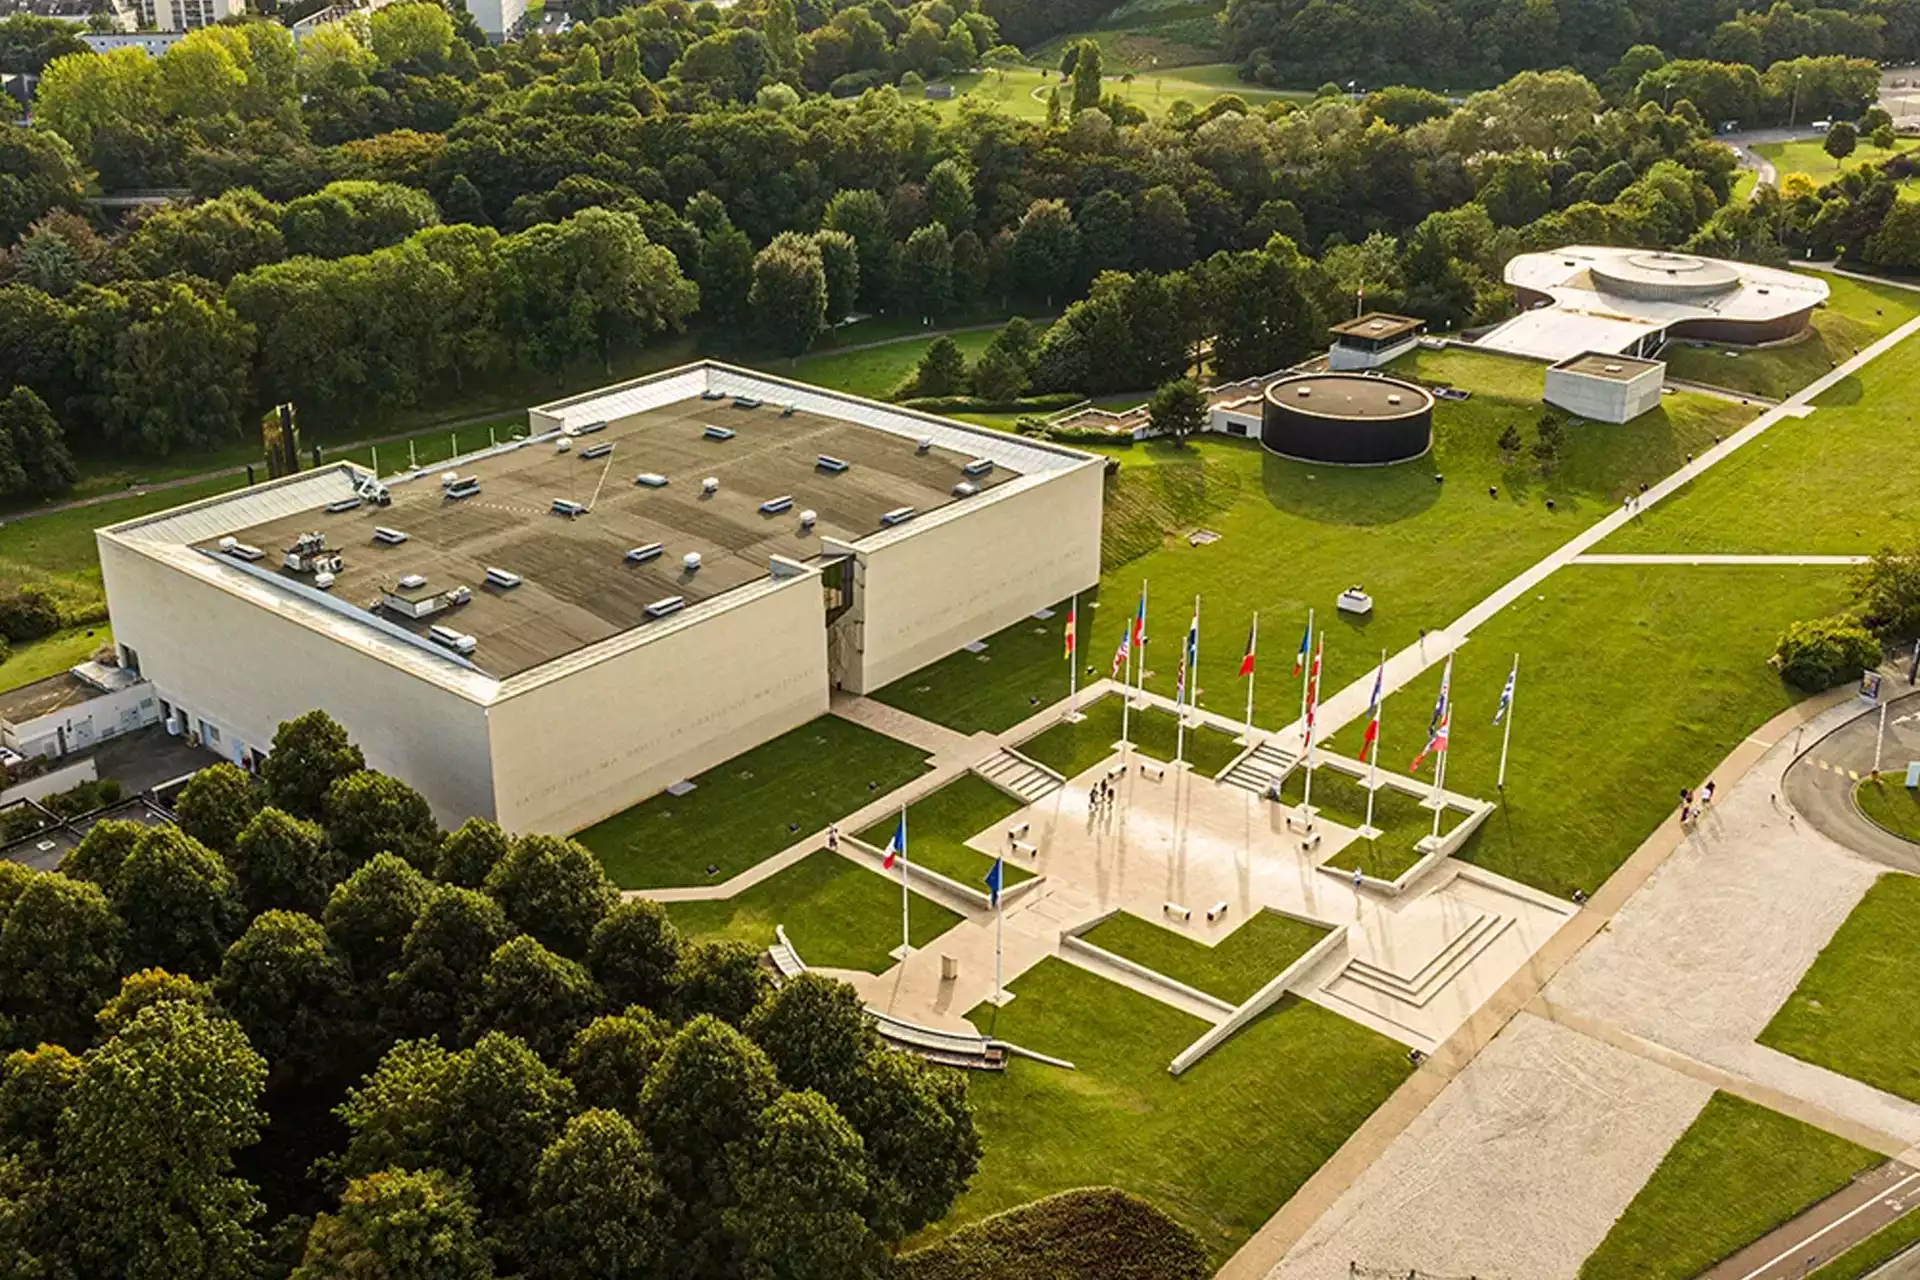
434, 817, 510, 890
95, 967, 213, 1038
324, 852, 431, 982
0, 872, 123, 1051
368, 2, 453, 69
842, 1043, 980, 1238
914, 335, 969, 398
697, 220, 756, 335
262, 710, 365, 821
821, 188, 893, 311
172, 762, 261, 857
0, 387, 75, 500
566, 1009, 667, 1116
726, 1091, 889, 1280
1011, 199, 1080, 308
293, 1167, 493, 1280
385, 884, 514, 1046
114, 827, 245, 979
324, 770, 442, 874
1497, 423, 1523, 460
483, 833, 618, 961
1775, 616, 1882, 691
0, 1041, 80, 1164
1826, 119, 1859, 162
1137, 186, 1195, 273
496, 208, 699, 375
58, 999, 267, 1280
212, 910, 353, 1083
749, 233, 828, 357
466, 935, 605, 1064
813, 228, 860, 327
1148, 378, 1208, 443
229, 807, 337, 919
441, 173, 489, 227
1849, 545, 1920, 636
0, 127, 85, 247
1532, 413, 1567, 473
522, 1109, 671, 1280
121, 189, 286, 285
925, 159, 975, 235
899, 222, 954, 319
1069, 39, 1102, 113
280, 180, 441, 260
744, 974, 877, 1102
969, 343, 1028, 402
1201, 239, 1323, 379
30, 45, 158, 161
588, 898, 682, 1013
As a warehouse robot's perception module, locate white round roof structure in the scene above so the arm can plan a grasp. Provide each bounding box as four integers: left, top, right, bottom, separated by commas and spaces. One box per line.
1588, 251, 1742, 301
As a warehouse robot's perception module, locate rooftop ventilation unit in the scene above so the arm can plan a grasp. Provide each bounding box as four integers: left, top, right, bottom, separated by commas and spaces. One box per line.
759, 495, 793, 515
702, 477, 719, 495
625, 543, 663, 564
1386, 394, 1402, 405
373, 527, 408, 545
1296, 387, 1312, 398
217, 538, 266, 561
703, 425, 735, 441
635, 473, 668, 488
551, 499, 588, 518
800, 509, 817, 529
314, 571, 335, 590
645, 596, 686, 618
579, 443, 612, 461
445, 477, 480, 499
880, 506, 916, 527
953, 481, 978, 498
917, 437, 933, 453
575, 420, 609, 435
816, 455, 849, 473
733, 396, 762, 409
484, 567, 522, 589
325, 497, 363, 514
428, 624, 477, 655
683, 552, 702, 572
555, 437, 572, 453
963, 458, 994, 476
702, 389, 726, 401
398, 573, 427, 590
1604, 363, 1623, 373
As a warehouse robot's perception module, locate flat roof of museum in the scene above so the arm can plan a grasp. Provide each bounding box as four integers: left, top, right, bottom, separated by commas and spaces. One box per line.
1266, 373, 1433, 418
1329, 312, 1424, 343
106, 364, 1093, 683
1551, 352, 1664, 380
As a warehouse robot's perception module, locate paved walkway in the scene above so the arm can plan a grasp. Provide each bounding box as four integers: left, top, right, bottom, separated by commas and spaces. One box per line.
1573, 553, 1871, 565
1702, 1162, 1920, 1280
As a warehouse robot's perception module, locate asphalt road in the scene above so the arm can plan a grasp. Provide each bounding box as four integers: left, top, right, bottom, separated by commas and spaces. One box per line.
1785, 676, 1920, 874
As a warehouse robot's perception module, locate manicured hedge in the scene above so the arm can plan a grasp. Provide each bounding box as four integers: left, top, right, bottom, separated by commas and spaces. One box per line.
897, 1188, 1209, 1280
899, 393, 1084, 414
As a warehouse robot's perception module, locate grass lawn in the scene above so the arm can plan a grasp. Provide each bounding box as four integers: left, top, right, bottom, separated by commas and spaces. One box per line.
1382, 565, 1845, 898
1805, 1204, 1920, 1280
855, 773, 1034, 890
1659, 271, 1919, 403
871, 594, 1090, 734
1855, 777, 1920, 843
1754, 137, 1918, 185
1016, 694, 1244, 780
1759, 874, 1920, 1103
0, 624, 112, 693
1279, 766, 1457, 882
666, 849, 962, 973
1607, 319, 1920, 555
1579, 1091, 1879, 1280
1078, 908, 1328, 1004
1386, 345, 1550, 403
574, 715, 932, 889
938, 957, 1411, 1263
927, 61, 1304, 125
787, 328, 1000, 401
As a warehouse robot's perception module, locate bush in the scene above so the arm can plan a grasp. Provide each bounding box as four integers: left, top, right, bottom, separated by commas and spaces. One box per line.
896, 1188, 1209, 1280
0, 588, 61, 643
1774, 616, 1882, 691
830, 69, 890, 97
898, 393, 1081, 414
42, 777, 122, 818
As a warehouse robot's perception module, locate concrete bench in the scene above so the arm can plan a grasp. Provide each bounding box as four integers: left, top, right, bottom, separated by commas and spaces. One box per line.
1299, 831, 1322, 852
1139, 762, 1167, 782
1006, 820, 1030, 841
1011, 839, 1038, 859
1163, 901, 1191, 921
1106, 763, 1127, 780
1206, 900, 1229, 924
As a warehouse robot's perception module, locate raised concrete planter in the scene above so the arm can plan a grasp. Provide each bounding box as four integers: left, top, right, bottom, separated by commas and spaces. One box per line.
1059, 910, 1237, 1020
843, 834, 1044, 912
1169, 919, 1350, 1075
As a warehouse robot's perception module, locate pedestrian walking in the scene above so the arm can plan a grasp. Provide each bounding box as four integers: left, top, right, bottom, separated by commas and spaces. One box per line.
827, 824, 839, 851
1702, 780, 1715, 807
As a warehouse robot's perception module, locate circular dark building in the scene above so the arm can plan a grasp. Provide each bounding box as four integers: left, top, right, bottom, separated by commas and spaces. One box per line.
1260, 373, 1434, 466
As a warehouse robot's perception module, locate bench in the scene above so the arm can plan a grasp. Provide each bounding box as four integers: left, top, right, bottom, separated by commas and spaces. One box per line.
1011, 839, 1038, 859
1163, 901, 1191, 922
1299, 831, 1322, 852
1139, 762, 1167, 782
1006, 820, 1030, 841
1206, 900, 1229, 924
1106, 763, 1128, 780
1286, 812, 1316, 833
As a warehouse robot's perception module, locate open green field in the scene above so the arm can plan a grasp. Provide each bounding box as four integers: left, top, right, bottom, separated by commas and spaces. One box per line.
856, 773, 1033, 890
1029, 0, 1231, 69
939, 957, 1410, 1263
788, 329, 1000, 400
1280, 766, 1458, 882
1608, 319, 1920, 555
574, 715, 932, 889
1856, 777, 1920, 843
666, 849, 962, 973
1078, 908, 1328, 1004
876, 349, 1753, 737
1754, 137, 1919, 185
0, 624, 112, 694
872, 595, 1090, 734
1660, 271, 1918, 402
1760, 873, 1920, 1103
1386, 345, 1550, 402
1579, 1092, 1879, 1280
1015, 693, 1244, 780
929, 62, 1305, 123
1382, 565, 1844, 898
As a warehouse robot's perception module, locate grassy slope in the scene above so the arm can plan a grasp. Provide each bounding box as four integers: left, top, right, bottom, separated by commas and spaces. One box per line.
1759, 874, 1920, 1103
1754, 137, 1918, 184
1383, 565, 1846, 897
1855, 777, 1920, 843
855, 772, 1034, 889
667, 848, 961, 973
574, 715, 932, 889
1660, 272, 1918, 402
929, 63, 1303, 124
1078, 908, 1328, 1003
1580, 1092, 1879, 1280
1015, 693, 1243, 779
788, 329, 1001, 401
1608, 322, 1920, 554
939, 957, 1411, 1264
0, 624, 113, 694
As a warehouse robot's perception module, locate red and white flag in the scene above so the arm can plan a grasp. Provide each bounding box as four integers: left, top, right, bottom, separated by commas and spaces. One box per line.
1411, 657, 1453, 773
1301, 637, 1323, 753
1359, 660, 1384, 762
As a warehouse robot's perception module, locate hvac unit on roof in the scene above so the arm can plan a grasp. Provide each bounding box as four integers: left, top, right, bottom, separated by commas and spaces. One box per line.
682, 552, 702, 572
702, 389, 726, 401
445, 585, 472, 606
314, 571, 336, 590
398, 573, 427, 590
441, 471, 459, 487
579, 443, 613, 461
963, 458, 994, 476
485, 567, 522, 588
646, 596, 687, 618
218, 538, 266, 561
816, 455, 849, 473
373, 527, 408, 545
428, 624, 477, 654
780, 403, 796, 417
325, 497, 363, 514
635, 473, 669, 488
800, 509, 817, 529
880, 506, 916, 527
575, 420, 609, 435
703, 425, 735, 441
626, 543, 664, 564
551, 499, 588, 518
734, 396, 762, 409
759, 495, 794, 515
917, 437, 933, 453
555, 437, 572, 453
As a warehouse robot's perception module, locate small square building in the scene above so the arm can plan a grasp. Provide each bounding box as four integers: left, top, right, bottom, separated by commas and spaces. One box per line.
96, 362, 1104, 835
1543, 352, 1666, 423
1327, 313, 1425, 371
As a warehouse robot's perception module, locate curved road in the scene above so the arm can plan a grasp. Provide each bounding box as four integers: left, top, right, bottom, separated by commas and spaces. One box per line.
1785, 677, 1920, 873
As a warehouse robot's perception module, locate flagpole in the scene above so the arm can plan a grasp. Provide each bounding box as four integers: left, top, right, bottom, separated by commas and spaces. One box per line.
1302, 637, 1320, 816
1496, 654, 1518, 791
1299, 608, 1314, 725
1067, 592, 1078, 714
1244, 612, 1258, 735
1177, 596, 1196, 766
1431, 700, 1448, 842
1365, 648, 1383, 838
994, 884, 1004, 1004
899, 803, 909, 958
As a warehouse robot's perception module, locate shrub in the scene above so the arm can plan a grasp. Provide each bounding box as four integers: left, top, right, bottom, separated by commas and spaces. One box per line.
1774, 616, 1882, 691
42, 777, 121, 818
896, 1187, 1209, 1280
898, 393, 1081, 414
0, 588, 61, 643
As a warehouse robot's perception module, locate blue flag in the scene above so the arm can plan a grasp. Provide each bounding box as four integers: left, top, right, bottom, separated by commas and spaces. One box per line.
984, 857, 1004, 908
883, 814, 903, 870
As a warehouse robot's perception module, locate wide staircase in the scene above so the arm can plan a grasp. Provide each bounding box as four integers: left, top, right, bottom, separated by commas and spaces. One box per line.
974, 748, 1064, 804
1335, 911, 1513, 1010
1220, 738, 1299, 795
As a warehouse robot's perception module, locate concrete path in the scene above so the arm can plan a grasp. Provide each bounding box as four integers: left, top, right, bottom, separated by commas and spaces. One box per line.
828, 691, 990, 764
1573, 553, 1871, 566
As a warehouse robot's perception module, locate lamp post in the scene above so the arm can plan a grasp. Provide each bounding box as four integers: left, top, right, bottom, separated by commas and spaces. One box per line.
1790, 71, 1803, 129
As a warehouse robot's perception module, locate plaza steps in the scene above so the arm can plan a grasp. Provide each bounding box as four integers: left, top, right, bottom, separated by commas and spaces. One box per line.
1220, 738, 1299, 795
974, 748, 1063, 804
1334, 911, 1514, 1011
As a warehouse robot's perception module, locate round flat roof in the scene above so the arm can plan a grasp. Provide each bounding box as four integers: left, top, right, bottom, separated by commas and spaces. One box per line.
1264, 373, 1433, 421
1590, 251, 1741, 300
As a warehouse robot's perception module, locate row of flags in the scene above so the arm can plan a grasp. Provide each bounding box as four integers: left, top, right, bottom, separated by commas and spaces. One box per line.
887, 813, 1007, 908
